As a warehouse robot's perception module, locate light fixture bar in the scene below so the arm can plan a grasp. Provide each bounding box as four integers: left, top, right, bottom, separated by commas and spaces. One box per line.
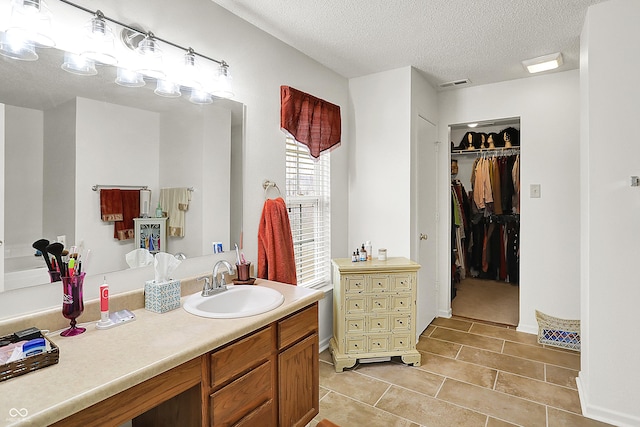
56, 0, 227, 66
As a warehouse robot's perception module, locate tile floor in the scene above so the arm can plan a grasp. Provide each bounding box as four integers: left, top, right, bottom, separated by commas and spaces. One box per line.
311, 316, 613, 427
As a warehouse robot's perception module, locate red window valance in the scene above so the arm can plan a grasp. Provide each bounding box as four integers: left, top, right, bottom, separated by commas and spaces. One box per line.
280, 85, 341, 159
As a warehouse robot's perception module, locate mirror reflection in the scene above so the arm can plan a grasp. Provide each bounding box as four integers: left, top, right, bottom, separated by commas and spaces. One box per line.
1, 44, 244, 292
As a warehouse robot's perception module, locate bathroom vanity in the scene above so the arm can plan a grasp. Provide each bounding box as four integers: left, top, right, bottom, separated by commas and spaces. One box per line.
0, 280, 322, 426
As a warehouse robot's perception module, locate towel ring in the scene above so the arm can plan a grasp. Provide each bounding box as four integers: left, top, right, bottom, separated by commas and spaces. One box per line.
263, 180, 282, 199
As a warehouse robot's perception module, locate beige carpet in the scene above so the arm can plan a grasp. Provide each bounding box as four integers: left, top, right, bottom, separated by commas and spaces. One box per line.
452, 278, 519, 326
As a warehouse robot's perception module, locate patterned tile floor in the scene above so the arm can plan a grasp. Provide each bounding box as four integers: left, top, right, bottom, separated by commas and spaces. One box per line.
311, 316, 613, 427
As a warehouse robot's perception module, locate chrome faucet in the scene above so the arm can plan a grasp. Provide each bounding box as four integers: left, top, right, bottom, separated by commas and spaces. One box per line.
198, 260, 235, 297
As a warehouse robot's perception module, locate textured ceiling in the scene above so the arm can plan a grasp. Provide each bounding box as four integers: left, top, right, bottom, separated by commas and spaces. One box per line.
210, 0, 607, 88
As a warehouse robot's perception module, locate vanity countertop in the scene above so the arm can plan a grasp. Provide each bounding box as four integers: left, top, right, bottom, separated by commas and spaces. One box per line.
0, 280, 323, 427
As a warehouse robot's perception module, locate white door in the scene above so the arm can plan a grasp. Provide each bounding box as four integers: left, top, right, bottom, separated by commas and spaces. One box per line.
0, 104, 5, 292
415, 115, 438, 338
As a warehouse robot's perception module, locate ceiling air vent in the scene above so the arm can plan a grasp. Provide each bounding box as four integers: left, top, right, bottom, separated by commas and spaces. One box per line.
439, 79, 471, 88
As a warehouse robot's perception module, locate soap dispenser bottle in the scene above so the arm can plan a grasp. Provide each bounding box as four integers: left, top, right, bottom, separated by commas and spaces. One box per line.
155, 202, 163, 218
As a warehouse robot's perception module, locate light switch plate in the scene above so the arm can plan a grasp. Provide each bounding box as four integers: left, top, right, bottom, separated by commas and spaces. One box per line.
530, 184, 541, 198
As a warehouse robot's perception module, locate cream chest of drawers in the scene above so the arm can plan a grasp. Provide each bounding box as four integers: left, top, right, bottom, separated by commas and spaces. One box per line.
329, 257, 421, 372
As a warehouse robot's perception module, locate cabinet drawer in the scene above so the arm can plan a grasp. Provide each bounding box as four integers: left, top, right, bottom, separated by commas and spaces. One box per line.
278, 304, 318, 350
391, 314, 411, 331
367, 315, 389, 333
367, 335, 389, 352
210, 360, 274, 426
344, 275, 366, 293
368, 275, 389, 293
391, 334, 411, 351
346, 337, 365, 353
391, 295, 411, 311
390, 274, 412, 292
369, 295, 389, 312
210, 325, 275, 388
346, 296, 366, 314
346, 317, 365, 333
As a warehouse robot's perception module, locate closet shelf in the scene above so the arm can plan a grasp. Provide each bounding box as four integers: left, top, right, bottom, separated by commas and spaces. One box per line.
451, 147, 520, 156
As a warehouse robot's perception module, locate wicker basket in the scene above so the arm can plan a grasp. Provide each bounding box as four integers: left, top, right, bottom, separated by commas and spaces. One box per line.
0, 333, 59, 382
535, 310, 580, 351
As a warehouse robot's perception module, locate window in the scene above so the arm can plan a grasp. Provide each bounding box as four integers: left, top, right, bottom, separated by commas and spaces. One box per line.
285, 137, 331, 288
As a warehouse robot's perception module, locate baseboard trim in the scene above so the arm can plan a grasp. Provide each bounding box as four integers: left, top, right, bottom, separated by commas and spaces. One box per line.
577, 374, 640, 427
319, 336, 331, 352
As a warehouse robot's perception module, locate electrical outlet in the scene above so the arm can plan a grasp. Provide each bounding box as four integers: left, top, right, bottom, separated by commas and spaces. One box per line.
530, 184, 541, 198
57, 235, 66, 247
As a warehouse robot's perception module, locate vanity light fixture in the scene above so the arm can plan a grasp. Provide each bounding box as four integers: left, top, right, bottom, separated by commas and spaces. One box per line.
115, 67, 145, 87
212, 62, 234, 99
80, 11, 117, 66
61, 50, 97, 75
0, 0, 235, 101
190, 88, 213, 105
135, 32, 165, 80
522, 52, 563, 74
467, 123, 478, 128
154, 79, 181, 98
180, 48, 201, 89
2, 0, 55, 48
0, 30, 38, 60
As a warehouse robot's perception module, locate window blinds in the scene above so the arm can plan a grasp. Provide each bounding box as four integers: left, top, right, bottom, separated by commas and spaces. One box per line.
285, 137, 331, 288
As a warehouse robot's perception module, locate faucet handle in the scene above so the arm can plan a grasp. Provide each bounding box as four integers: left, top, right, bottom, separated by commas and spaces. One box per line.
197, 275, 212, 296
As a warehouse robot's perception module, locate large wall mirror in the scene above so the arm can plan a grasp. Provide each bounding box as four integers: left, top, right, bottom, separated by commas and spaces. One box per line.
1, 44, 244, 292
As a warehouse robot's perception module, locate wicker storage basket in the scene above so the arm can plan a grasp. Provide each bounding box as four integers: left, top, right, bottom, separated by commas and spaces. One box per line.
535, 310, 580, 351
0, 333, 59, 382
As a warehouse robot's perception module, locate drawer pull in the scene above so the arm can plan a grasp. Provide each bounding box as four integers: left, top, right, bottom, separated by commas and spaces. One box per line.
377, 322, 381, 326
398, 320, 403, 325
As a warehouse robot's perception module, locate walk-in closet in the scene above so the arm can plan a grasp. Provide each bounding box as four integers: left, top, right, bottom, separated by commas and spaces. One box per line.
449, 118, 520, 326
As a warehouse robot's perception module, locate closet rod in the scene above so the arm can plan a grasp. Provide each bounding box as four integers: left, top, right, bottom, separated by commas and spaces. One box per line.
92, 185, 148, 191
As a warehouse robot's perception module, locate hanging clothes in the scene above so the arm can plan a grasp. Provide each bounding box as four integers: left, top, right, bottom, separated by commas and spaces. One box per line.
455, 153, 520, 285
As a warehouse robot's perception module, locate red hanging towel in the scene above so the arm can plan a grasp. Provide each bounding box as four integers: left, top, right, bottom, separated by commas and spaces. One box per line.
114, 190, 140, 241
258, 197, 297, 285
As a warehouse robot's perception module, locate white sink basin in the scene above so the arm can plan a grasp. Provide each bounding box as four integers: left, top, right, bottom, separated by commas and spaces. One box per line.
183, 285, 285, 318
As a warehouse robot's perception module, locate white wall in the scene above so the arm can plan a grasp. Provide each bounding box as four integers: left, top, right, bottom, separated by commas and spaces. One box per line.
4, 106, 44, 257
348, 67, 412, 256
437, 70, 582, 332
0, 0, 349, 357
43, 99, 76, 249
578, 1, 640, 425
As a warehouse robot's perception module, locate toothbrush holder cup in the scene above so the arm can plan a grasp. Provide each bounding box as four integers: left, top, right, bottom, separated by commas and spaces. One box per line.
236, 262, 251, 281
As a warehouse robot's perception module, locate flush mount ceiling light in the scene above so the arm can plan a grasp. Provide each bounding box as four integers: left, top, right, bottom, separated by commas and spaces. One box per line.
522, 52, 563, 74
467, 123, 478, 128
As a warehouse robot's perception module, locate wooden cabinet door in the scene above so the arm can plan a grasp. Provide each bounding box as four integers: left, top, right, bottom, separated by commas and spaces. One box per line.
278, 333, 319, 427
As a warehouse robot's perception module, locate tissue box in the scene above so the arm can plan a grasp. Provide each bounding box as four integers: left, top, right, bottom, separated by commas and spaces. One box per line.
145, 279, 181, 313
